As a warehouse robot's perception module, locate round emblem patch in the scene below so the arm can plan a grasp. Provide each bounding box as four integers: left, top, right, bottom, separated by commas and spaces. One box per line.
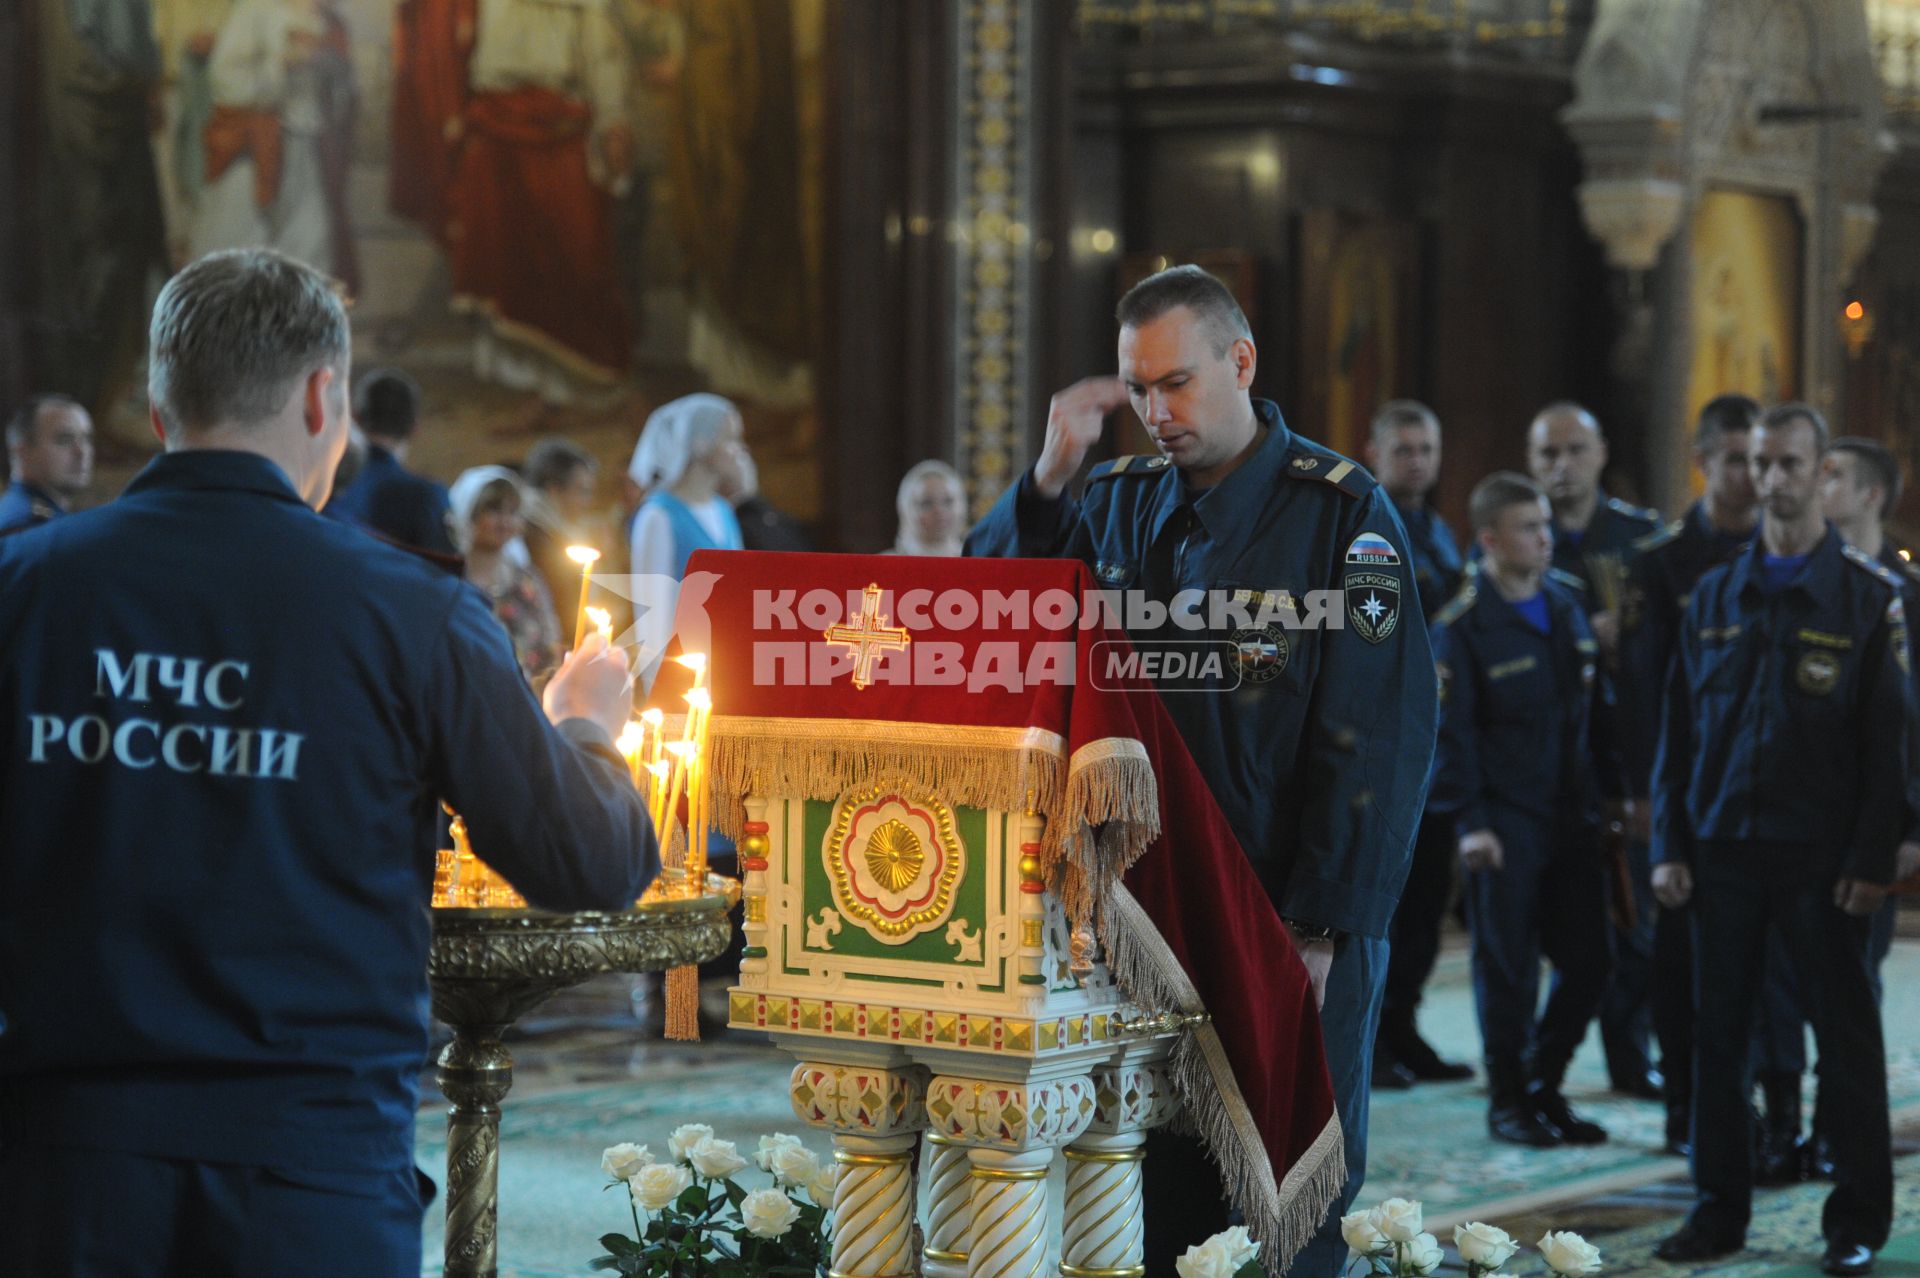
1231, 624, 1290, 683
823, 779, 965, 945
1796, 650, 1841, 696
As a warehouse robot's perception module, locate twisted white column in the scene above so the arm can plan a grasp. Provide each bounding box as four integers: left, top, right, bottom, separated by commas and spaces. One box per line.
922, 1132, 973, 1277
1059, 1133, 1146, 1278
829, 1133, 918, 1278
965, 1147, 1054, 1278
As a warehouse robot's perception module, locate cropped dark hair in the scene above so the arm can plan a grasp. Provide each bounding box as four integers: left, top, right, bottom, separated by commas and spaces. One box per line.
524, 436, 598, 492
5, 393, 84, 450
1693, 393, 1760, 451
149, 249, 350, 436
1759, 401, 1830, 455
1116, 264, 1252, 356
1370, 399, 1439, 444
353, 369, 423, 441
1830, 436, 1902, 520
1469, 471, 1548, 533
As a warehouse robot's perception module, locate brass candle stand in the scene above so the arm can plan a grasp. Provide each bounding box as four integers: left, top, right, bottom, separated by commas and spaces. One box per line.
427, 869, 738, 1278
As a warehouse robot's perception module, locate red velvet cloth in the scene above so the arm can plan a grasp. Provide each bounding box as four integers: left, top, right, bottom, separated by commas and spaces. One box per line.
447, 86, 630, 377
680, 550, 1338, 1234
387, 0, 473, 242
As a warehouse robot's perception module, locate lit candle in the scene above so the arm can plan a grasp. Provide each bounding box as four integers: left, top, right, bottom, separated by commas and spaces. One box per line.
585, 605, 614, 647
616, 720, 644, 788
565, 545, 601, 651
685, 687, 712, 883
676, 652, 707, 689
640, 707, 664, 773
661, 740, 695, 862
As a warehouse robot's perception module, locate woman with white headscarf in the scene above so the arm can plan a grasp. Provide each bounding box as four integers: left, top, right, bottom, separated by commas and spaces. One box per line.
889, 460, 967, 557
448, 465, 564, 680
627, 394, 748, 685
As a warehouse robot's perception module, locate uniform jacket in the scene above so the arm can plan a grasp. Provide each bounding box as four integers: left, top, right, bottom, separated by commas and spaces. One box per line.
1552, 491, 1660, 609
0, 450, 658, 1171
1653, 525, 1910, 881
1399, 500, 1464, 622
965, 398, 1438, 939
0, 480, 63, 536
1429, 569, 1626, 838
323, 442, 456, 555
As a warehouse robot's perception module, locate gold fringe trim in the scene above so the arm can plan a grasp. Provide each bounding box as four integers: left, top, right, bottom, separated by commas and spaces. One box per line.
664, 964, 700, 1042
1104, 884, 1347, 1275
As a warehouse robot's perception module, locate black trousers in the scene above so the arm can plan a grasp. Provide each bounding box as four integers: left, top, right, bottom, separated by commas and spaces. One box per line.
1381, 809, 1457, 1020
0, 1141, 426, 1277
1463, 807, 1610, 1076
1598, 838, 1656, 1080
1689, 844, 1891, 1247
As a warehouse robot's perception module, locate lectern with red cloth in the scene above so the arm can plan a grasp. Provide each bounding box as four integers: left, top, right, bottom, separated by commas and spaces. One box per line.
688, 551, 1342, 1277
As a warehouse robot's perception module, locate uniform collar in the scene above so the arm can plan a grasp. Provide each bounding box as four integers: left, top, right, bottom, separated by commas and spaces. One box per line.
124, 449, 308, 506
1153, 398, 1291, 548
7, 478, 63, 513
1478, 573, 1575, 631
1730, 522, 1844, 609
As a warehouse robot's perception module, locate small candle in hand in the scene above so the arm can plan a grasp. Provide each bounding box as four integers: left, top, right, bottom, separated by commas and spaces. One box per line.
616, 720, 644, 788
565, 545, 601, 651
585, 605, 614, 647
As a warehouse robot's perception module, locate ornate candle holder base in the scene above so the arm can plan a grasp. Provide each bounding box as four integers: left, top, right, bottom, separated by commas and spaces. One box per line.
428, 877, 737, 1278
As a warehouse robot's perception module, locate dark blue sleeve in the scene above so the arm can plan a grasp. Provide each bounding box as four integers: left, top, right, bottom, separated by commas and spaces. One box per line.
964, 466, 1089, 560
423, 589, 659, 910
1845, 595, 1909, 883
1650, 596, 1697, 868
1428, 620, 1488, 837
1279, 490, 1438, 937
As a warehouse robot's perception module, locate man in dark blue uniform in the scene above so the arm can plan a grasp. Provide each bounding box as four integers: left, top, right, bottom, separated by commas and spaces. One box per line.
0, 250, 660, 1276
1, 394, 95, 533
1526, 400, 1663, 1098
965, 264, 1437, 1277
1430, 473, 1624, 1147
1364, 399, 1471, 1088
1652, 404, 1904, 1276
1619, 394, 1764, 1157
324, 367, 458, 554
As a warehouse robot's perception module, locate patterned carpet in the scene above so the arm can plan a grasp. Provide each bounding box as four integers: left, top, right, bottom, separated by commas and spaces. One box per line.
414, 937, 1920, 1276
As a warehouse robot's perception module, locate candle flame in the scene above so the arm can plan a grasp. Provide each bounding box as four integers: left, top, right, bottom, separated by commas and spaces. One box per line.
664, 741, 695, 758
616, 722, 644, 754
566, 545, 601, 566
640, 707, 664, 726
648, 761, 670, 778
675, 653, 708, 674
585, 605, 613, 636
685, 687, 712, 711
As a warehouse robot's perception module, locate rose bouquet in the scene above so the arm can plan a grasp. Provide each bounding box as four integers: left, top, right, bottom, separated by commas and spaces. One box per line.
593, 1127, 835, 1276
1342, 1199, 1601, 1278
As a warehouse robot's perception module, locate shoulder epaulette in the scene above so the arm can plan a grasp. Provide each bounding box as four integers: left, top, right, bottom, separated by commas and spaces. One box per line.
1546, 566, 1589, 596
1434, 581, 1478, 625
1087, 454, 1171, 482
1607, 495, 1662, 526
1631, 519, 1684, 555
1843, 542, 1903, 590
1282, 449, 1376, 500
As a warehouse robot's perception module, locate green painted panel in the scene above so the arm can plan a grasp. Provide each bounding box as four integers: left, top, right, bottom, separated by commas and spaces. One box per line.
793, 797, 990, 967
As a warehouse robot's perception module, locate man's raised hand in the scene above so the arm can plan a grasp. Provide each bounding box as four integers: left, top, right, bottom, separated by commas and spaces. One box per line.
1033, 376, 1131, 499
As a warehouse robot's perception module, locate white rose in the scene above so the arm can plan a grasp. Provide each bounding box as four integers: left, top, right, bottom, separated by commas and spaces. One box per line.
756, 1132, 805, 1172
667, 1123, 716, 1162
601, 1142, 653, 1181
1370, 1198, 1425, 1244
1538, 1231, 1603, 1277
739, 1187, 802, 1239
769, 1142, 821, 1188
1215, 1225, 1260, 1270
1175, 1236, 1240, 1278
1403, 1232, 1444, 1276
807, 1165, 838, 1210
686, 1135, 749, 1180
1342, 1210, 1390, 1257
1455, 1222, 1519, 1270
629, 1162, 693, 1212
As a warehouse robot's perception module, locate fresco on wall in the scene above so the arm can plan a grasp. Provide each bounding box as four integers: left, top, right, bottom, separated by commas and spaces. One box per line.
25, 0, 828, 521
1684, 189, 1802, 436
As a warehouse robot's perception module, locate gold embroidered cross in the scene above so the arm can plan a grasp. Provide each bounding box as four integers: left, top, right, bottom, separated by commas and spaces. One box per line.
823, 582, 911, 689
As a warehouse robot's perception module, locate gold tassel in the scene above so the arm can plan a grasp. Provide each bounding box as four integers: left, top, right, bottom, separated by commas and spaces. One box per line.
664, 964, 701, 1041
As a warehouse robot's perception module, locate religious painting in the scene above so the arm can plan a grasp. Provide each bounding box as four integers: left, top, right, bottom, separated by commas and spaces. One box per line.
1683, 189, 1802, 444
1297, 209, 1421, 459
25, 0, 830, 525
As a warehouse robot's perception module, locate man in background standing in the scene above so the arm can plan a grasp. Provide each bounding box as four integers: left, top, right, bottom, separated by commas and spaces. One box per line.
1, 395, 96, 534
1365, 399, 1472, 1088
324, 369, 455, 555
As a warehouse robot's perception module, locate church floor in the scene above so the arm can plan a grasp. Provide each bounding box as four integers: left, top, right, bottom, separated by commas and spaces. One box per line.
414, 929, 1920, 1276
